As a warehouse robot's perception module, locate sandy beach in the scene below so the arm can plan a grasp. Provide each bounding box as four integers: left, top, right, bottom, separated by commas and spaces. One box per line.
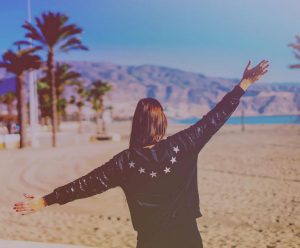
0, 122, 299, 248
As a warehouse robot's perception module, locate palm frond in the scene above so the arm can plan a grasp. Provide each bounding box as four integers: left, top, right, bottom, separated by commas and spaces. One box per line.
0, 48, 41, 75
64, 44, 89, 52
23, 21, 45, 44
13, 40, 31, 49
22, 11, 88, 53
59, 24, 82, 40
289, 64, 300, 69
59, 37, 88, 52
293, 51, 300, 60
2, 50, 17, 62
37, 81, 50, 90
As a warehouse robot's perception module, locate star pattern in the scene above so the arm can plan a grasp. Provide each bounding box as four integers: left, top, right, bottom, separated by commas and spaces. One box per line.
173, 146, 180, 153
150, 171, 157, 178
129, 161, 135, 168
170, 156, 176, 164
128, 144, 180, 178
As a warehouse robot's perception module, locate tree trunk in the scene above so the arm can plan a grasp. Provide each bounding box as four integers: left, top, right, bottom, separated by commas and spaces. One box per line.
99, 98, 106, 134
7, 102, 14, 116
6, 123, 12, 134
57, 111, 62, 132
95, 109, 100, 134
101, 109, 106, 134
6, 102, 14, 134
48, 49, 58, 147
45, 116, 50, 128
16, 74, 27, 148
78, 106, 82, 134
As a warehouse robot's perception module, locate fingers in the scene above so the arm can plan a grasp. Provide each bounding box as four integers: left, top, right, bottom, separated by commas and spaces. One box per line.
14, 202, 31, 208
242, 59, 269, 83
24, 193, 35, 199
260, 61, 269, 75
13, 201, 33, 208
246, 60, 252, 70
260, 60, 269, 69
14, 201, 31, 207
253, 60, 269, 76
13, 194, 38, 215
259, 59, 268, 65
21, 210, 35, 215
13, 202, 32, 210
255, 68, 268, 80
258, 60, 269, 70
16, 209, 35, 215
13, 206, 35, 214
14, 207, 34, 212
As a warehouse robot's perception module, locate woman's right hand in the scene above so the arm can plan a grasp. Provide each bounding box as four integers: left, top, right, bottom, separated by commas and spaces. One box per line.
13, 193, 47, 215
239, 59, 269, 91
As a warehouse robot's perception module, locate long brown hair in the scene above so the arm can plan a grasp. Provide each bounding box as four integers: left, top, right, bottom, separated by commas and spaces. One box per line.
129, 98, 168, 149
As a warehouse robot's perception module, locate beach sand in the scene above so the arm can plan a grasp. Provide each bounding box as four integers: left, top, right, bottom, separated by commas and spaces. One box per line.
0, 122, 299, 248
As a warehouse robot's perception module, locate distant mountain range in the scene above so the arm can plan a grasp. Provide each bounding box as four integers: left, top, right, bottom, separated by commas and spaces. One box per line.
1, 61, 299, 119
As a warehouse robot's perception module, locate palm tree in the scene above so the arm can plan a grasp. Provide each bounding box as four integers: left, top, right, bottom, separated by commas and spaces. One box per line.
0, 92, 16, 116
37, 80, 51, 126
87, 80, 112, 134
20, 11, 88, 147
289, 35, 300, 69
0, 48, 41, 148
39, 62, 82, 128
70, 81, 87, 133
0, 92, 16, 134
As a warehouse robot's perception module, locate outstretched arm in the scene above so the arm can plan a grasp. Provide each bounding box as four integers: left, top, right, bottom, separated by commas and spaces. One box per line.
42, 154, 123, 206
13, 152, 125, 215
168, 59, 269, 154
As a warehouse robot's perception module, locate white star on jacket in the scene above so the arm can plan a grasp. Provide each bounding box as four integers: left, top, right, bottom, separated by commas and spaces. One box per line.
129, 161, 135, 168
173, 146, 180, 153
170, 156, 176, 164
150, 171, 157, 178
164, 167, 171, 174
128, 144, 180, 178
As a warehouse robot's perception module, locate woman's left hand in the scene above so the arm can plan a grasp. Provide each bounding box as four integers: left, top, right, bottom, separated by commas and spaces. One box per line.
242, 59, 269, 84
13, 193, 47, 215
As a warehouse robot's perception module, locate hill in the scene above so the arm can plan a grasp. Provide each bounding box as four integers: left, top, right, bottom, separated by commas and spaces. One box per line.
1, 61, 299, 119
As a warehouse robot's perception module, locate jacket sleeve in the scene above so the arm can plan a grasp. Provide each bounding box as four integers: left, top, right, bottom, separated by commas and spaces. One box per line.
168, 84, 245, 154
42, 152, 125, 206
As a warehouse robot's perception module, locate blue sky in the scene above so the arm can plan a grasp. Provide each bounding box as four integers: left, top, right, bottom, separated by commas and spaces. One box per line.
0, 0, 300, 82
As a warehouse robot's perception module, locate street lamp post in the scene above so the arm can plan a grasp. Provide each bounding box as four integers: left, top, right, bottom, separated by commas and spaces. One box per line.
28, 0, 39, 147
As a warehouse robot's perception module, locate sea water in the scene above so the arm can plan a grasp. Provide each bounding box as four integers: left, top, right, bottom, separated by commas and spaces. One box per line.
173, 115, 300, 125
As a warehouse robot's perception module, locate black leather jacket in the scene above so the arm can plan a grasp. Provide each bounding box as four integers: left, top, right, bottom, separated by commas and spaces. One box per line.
43, 84, 245, 234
